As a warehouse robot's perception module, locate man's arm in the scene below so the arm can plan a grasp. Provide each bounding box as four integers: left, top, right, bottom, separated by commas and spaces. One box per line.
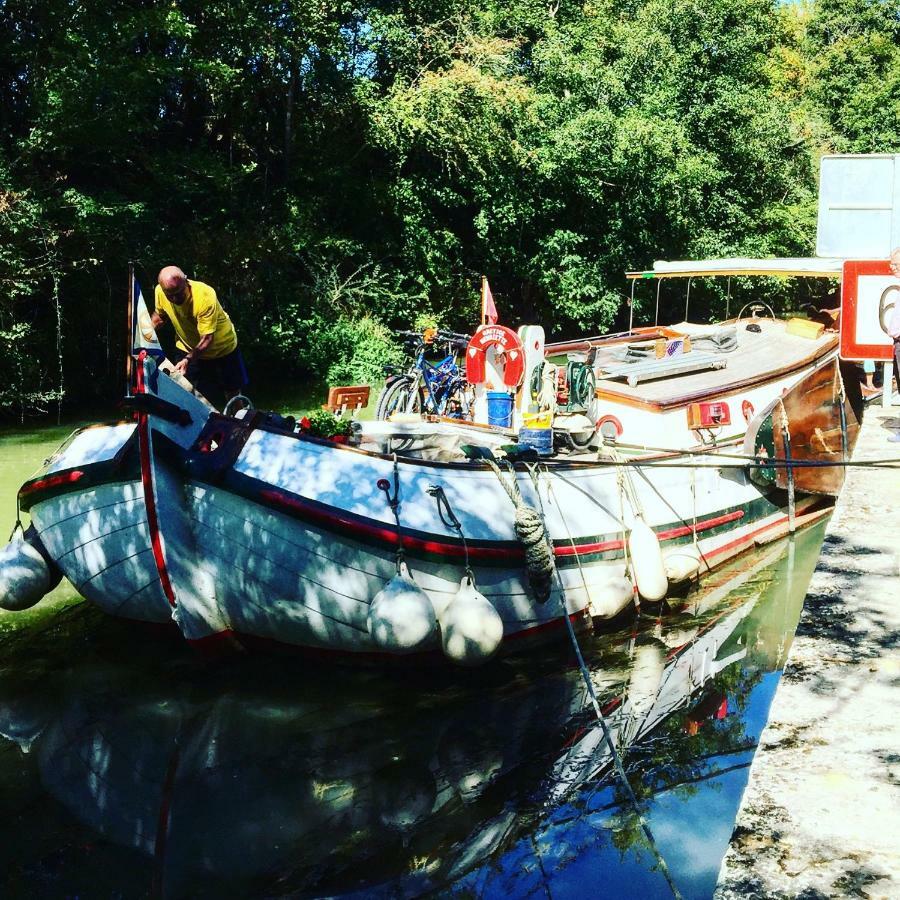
174, 332, 214, 375
150, 311, 166, 329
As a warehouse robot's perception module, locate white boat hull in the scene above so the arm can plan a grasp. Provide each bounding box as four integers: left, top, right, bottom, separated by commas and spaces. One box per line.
11, 337, 850, 662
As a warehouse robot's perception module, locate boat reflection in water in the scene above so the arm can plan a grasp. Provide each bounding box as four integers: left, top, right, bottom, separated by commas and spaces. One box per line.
0, 525, 822, 899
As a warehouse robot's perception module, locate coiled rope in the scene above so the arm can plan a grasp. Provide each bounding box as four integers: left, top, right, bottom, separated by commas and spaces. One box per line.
485, 457, 555, 602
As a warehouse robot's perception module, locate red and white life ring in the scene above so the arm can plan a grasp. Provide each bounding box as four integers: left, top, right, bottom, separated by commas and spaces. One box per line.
465, 325, 525, 388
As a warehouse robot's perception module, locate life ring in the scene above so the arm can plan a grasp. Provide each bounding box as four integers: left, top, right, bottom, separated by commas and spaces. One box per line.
465, 325, 525, 388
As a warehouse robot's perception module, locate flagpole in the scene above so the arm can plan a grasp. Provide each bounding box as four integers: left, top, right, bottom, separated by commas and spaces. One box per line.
480, 275, 486, 327
126, 260, 134, 398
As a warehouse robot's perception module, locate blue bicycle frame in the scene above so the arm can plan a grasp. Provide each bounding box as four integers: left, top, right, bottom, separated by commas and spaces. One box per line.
413, 347, 466, 416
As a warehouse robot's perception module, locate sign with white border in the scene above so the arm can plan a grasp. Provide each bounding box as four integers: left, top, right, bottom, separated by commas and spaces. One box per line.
840, 259, 899, 361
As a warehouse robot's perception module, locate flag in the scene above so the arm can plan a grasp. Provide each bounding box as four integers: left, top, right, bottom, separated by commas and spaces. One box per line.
131, 278, 165, 359
481, 276, 498, 326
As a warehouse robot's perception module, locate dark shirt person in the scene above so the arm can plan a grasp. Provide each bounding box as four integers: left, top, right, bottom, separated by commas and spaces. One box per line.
150, 266, 248, 404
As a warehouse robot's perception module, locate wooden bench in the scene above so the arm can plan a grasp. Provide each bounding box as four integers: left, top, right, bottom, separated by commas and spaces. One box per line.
323, 385, 370, 417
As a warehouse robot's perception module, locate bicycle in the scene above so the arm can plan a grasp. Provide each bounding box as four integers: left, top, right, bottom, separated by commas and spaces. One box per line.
376, 329, 473, 421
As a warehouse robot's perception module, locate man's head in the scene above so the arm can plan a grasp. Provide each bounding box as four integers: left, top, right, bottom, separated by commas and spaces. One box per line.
158, 265, 190, 304
890, 247, 900, 278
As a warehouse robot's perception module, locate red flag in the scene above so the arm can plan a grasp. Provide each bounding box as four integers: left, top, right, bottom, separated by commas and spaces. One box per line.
481, 276, 498, 326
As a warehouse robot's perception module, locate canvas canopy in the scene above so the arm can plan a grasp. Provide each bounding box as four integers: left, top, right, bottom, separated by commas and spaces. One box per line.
626, 258, 845, 280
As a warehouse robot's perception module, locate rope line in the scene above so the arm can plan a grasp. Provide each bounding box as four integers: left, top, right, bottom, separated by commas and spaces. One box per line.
586, 456, 900, 470
484, 457, 555, 602
541, 470, 683, 900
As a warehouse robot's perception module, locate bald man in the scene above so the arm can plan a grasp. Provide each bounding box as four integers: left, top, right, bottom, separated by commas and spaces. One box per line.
151, 266, 248, 404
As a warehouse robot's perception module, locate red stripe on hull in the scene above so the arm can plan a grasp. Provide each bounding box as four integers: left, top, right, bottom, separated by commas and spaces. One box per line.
657, 509, 744, 541
18, 469, 85, 498
258, 487, 751, 563
259, 489, 517, 561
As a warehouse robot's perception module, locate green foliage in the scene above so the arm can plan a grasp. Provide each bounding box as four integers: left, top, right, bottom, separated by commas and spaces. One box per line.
324, 315, 403, 387
0, 323, 64, 421
304, 407, 353, 438
0, 0, 895, 414
804, 0, 900, 151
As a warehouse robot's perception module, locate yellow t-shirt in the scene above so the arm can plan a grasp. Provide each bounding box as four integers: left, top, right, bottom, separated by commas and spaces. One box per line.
154, 280, 238, 359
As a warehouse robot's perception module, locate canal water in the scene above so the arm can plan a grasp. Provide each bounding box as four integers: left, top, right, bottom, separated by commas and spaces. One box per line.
0, 423, 828, 899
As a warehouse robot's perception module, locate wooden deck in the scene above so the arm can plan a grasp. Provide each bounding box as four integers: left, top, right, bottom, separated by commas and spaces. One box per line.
593, 319, 837, 410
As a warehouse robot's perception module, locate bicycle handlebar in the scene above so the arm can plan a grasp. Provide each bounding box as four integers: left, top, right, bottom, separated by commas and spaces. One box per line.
395, 328, 471, 351
436, 329, 472, 344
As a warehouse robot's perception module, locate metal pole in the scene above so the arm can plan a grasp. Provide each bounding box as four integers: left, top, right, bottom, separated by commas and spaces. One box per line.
126, 261, 134, 398
780, 410, 795, 534
629, 279, 636, 333
684, 278, 692, 322
655, 279, 661, 327
726, 276, 731, 320
837, 368, 848, 463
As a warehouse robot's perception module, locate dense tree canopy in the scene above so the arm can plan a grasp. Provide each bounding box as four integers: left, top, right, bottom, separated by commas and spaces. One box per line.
0, 0, 898, 417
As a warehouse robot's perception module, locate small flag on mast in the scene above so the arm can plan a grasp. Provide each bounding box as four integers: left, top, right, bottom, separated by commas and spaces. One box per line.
481, 276, 498, 326
131, 278, 165, 359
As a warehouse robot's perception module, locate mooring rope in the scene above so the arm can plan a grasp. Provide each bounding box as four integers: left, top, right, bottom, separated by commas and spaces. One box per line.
539, 469, 683, 900
592, 454, 900, 470
598, 440, 900, 469
485, 457, 555, 602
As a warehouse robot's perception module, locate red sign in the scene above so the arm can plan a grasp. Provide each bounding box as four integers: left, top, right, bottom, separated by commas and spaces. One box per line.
840, 259, 899, 361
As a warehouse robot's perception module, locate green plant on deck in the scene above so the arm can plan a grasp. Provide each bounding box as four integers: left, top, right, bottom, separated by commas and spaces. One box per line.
304, 408, 353, 439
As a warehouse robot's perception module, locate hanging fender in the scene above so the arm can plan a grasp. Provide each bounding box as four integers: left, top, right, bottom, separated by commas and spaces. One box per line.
465, 325, 526, 388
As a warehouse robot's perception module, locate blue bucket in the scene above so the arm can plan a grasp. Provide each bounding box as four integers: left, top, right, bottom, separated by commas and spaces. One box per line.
487, 391, 514, 428
519, 427, 554, 456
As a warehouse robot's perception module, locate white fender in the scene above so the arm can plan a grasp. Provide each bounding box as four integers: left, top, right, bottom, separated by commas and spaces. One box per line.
0, 533, 52, 611
367, 563, 438, 652
626, 639, 666, 718
439, 577, 504, 666
586, 574, 634, 619
628, 518, 668, 601
663, 544, 703, 583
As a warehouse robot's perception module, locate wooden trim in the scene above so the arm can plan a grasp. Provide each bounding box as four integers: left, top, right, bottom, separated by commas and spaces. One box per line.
545, 328, 669, 356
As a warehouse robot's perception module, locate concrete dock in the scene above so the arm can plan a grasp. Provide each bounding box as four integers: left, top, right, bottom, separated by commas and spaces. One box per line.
716, 403, 900, 899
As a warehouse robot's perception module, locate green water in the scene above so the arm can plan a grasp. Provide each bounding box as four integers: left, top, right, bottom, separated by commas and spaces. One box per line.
0, 421, 830, 898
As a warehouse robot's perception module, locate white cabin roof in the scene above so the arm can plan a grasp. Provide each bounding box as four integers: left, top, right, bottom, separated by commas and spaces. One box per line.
626, 257, 845, 280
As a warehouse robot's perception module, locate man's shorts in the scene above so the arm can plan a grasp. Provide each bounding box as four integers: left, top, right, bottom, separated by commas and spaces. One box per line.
175, 346, 248, 399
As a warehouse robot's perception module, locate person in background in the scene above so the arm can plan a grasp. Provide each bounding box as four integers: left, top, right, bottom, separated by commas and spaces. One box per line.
151, 265, 248, 406
861, 360, 877, 396
887, 247, 900, 442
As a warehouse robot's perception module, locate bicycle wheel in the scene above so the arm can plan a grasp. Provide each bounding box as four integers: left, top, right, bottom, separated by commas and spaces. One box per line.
440, 377, 473, 419
376, 377, 422, 421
